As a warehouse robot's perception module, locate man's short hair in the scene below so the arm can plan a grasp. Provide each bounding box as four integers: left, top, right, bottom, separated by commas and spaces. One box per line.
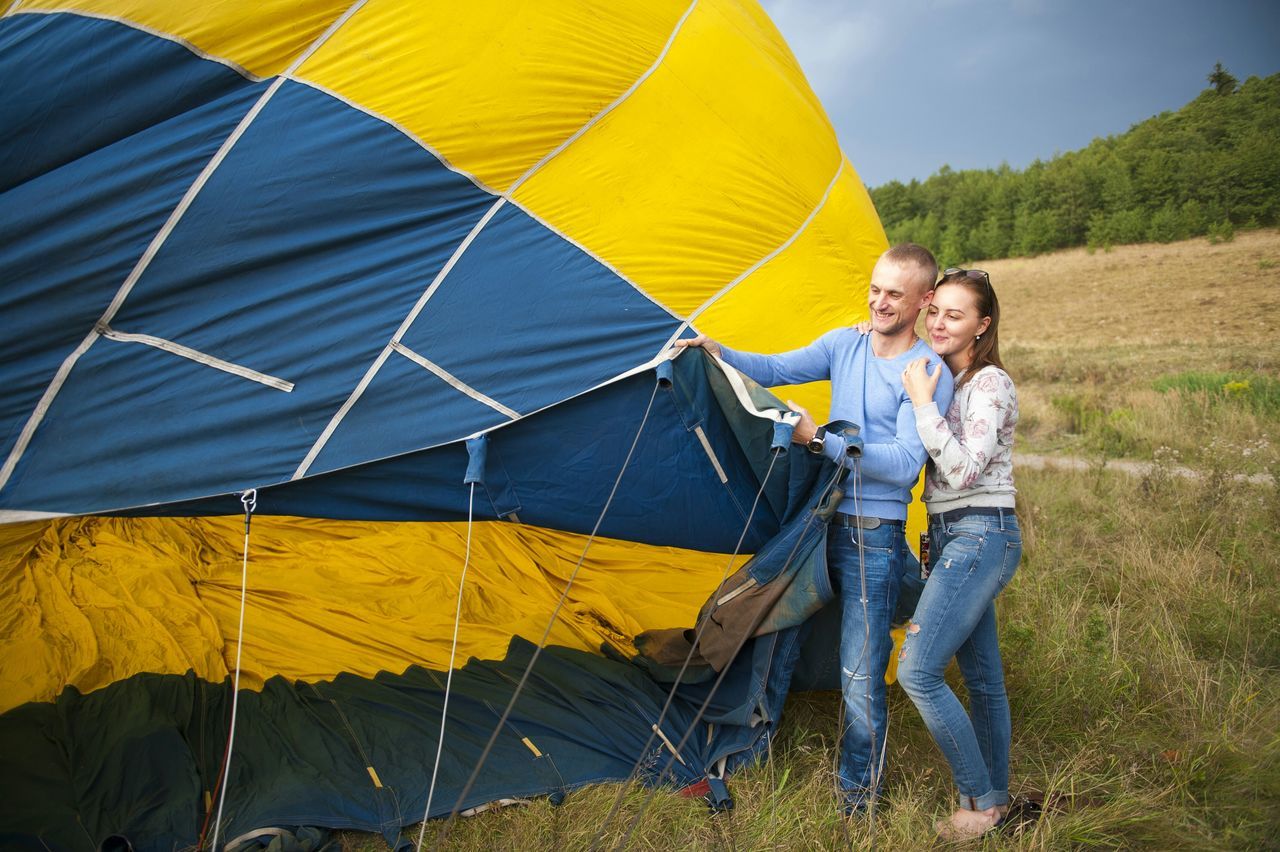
882, 243, 939, 291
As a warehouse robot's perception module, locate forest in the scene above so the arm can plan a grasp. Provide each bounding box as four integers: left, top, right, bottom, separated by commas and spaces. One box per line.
869, 68, 1279, 261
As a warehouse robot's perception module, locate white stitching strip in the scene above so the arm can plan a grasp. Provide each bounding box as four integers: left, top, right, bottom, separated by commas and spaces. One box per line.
283, 76, 686, 325
681, 158, 846, 332
0, 327, 98, 491
503, 195, 685, 322
504, 0, 698, 196
0, 76, 286, 494
279, 0, 369, 77
660, 157, 847, 354
104, 78, 287, 322
7, 8, 264, 81
0, 1, 368, 496
98, 325, 294, 392
693, 425, 728, 484
0, 509, 69, 524
705, 352, 798, 425
281, 347, 682, 488
284, 75, 502, 198
390, 341, 519, 419
291, 3, 698, 481
291, 197, 507, 480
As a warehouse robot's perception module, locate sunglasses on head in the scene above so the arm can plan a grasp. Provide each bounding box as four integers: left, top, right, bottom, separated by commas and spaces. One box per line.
941, 267, 991, 287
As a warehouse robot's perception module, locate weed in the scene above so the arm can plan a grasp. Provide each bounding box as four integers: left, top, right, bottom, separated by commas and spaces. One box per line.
1153, 371, 1280, 417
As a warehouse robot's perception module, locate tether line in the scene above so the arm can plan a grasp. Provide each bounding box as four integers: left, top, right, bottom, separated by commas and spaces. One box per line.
589, 445, 784, 849
434, 380, 662, 848
206, 488, 257, 852
415, 481, 477, 851
612, 463, 846, 851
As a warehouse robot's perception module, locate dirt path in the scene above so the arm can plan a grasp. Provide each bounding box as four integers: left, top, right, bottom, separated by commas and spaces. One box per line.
1015, 453, 1275, 486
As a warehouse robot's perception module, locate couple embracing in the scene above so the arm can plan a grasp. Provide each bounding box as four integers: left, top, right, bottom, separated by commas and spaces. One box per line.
678, 243, 1020, 841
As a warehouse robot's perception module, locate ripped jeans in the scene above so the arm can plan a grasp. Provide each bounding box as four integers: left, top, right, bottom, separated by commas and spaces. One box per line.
896, 508, 1021, 811
827, 520, 906, 807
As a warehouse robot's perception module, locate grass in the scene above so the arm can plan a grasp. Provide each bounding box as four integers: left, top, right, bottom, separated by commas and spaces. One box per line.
340, 232, 1280, 850
987, 229, 1280, 464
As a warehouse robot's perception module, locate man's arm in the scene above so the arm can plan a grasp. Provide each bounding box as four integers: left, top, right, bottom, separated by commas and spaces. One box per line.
677, 333, 833, 388
856, 357, 955, 486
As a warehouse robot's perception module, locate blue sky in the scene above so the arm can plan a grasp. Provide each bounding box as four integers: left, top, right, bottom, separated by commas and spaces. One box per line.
760, 0, 1280, 187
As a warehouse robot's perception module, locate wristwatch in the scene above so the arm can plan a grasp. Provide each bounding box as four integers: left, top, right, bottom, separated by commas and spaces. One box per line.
806, 425, 827, 454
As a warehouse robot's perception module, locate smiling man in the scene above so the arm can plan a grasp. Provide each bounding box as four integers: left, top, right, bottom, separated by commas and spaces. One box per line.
676, 243, 953, 813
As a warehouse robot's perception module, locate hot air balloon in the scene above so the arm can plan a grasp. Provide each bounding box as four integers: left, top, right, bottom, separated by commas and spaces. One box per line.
0, 1, 892, 847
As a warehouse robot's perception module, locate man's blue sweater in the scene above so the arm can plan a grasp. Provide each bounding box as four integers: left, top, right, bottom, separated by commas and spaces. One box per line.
721, 329, 954, 520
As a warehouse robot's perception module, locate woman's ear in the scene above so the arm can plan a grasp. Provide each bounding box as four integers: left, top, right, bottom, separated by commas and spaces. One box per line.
977, 316, 992, 337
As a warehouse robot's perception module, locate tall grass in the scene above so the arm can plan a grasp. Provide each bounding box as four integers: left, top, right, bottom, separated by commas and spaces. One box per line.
1152, 372, 1280, 416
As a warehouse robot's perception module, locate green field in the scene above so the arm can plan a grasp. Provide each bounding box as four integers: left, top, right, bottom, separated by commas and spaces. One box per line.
344, 231, 1280, 850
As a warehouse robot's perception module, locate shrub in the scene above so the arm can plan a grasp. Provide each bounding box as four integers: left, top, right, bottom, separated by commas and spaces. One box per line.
1207, 219, 1235, 243
1153, 371, 1280, 415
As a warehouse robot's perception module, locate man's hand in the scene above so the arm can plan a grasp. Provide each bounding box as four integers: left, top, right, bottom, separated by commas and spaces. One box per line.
786, 400, 818, 445
902, 357, 942, 408
674, 334, 722, 358
852, 320, 872, 335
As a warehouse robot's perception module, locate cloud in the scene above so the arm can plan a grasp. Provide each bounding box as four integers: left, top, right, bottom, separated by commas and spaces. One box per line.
759, 0, 888, 99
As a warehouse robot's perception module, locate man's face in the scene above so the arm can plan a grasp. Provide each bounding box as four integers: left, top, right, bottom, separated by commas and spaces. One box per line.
867, 259, 932, 337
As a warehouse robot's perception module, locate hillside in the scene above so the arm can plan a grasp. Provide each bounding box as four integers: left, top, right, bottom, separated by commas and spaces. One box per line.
977, 229, 1280, 464
871, 71, 1280, 261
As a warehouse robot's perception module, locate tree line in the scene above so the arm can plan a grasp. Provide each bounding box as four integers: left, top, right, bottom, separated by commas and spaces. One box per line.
869, 67, 1279, 262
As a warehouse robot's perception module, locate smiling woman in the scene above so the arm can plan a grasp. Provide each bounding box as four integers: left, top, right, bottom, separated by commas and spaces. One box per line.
898, 268, 1021, 841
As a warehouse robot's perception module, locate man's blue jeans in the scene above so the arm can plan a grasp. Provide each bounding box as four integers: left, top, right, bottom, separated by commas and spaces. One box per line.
896, 509, 1021, 811
827, 520, 906, 807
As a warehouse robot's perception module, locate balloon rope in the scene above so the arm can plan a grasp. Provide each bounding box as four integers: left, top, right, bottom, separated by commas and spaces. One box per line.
208, 489, 256, 851
434, 381, 661, 849
415, 482, 476, 852
589, 446, 783, 850
612, 463, 845, 851
850, 462, 882, 847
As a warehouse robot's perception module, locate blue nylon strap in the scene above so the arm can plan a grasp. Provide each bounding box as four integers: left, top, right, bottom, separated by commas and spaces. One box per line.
655, 359, 674, 388
463, 436, 487, 485
770, 420, 793, 451
826, 418, 863, 456
705, 777, 734, 811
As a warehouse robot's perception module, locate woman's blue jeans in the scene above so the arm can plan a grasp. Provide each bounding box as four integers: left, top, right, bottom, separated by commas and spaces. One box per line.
896, 508, 1021, 811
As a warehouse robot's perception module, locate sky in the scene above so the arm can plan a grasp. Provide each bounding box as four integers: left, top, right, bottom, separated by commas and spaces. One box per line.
760, 0, 1280, 188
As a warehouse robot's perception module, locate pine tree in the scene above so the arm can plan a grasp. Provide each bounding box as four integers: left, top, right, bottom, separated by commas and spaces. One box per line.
1208, 62, 1238, 96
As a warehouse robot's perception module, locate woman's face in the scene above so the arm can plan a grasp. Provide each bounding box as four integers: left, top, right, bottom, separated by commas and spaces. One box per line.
924, 283, 990, 358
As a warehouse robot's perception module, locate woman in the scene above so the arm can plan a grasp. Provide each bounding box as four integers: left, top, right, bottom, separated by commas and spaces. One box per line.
896, 267, 1021, 840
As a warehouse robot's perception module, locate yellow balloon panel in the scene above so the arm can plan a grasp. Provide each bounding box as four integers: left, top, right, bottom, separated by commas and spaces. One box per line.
513, 0, 842, 318
15, 0, 353, 78
695, 162, 886, 422
0, 516, 742, 712
0, 518, 228, 713
297, 0, 687, 193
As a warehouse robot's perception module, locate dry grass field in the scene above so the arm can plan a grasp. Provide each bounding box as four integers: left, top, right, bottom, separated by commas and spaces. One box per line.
341, 232, 1280, 851
985, 230, 1280, 466
992, 228, 1280, 350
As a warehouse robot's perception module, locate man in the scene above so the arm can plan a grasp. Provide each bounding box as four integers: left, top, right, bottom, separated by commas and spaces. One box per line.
677, 243, 953, 811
